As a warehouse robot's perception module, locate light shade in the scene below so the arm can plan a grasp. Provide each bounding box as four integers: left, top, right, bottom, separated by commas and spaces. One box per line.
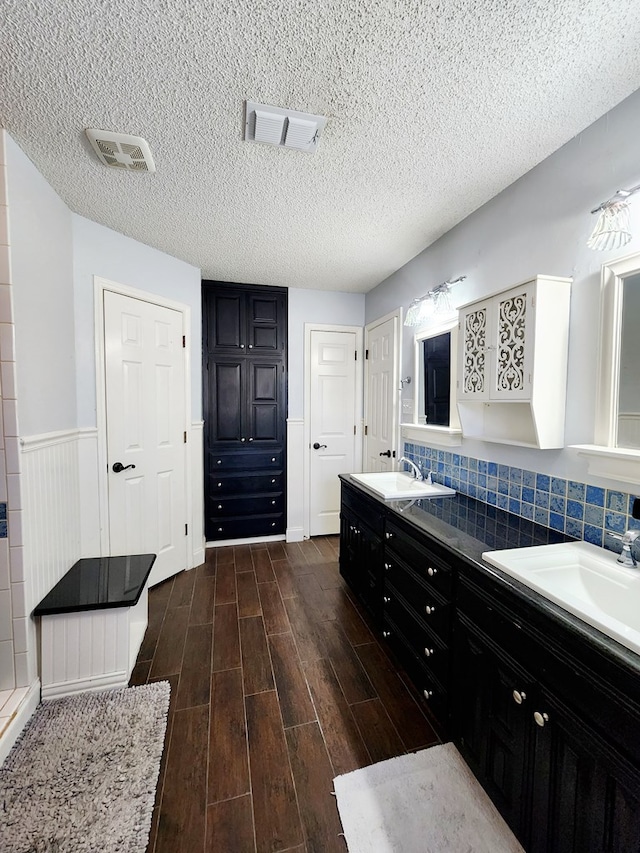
587, 202, 632, 251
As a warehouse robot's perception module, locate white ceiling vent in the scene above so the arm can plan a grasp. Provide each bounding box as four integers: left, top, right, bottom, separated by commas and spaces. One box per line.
85, 129, 156, 173
245, 101, 327, 153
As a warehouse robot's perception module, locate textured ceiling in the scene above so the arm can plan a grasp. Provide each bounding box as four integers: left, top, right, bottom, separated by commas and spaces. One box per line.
2, 1, 640, 292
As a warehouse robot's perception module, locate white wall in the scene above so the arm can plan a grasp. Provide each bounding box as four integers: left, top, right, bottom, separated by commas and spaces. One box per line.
288, 287, 365, 419
6, 135, 76, 437
366, 87, 640, 481
72, 214, 202, 425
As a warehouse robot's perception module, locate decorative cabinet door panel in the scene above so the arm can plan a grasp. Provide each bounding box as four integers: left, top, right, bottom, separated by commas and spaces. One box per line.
491, 285, 533, 401
459, 286, 533, 402
205, 291, 245, 351
459, 301, 490, 400
210, 361, 244, 442
247, 293, 285, 352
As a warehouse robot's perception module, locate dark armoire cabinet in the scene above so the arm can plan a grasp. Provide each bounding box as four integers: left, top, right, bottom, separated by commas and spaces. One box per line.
203, 282, 287, 541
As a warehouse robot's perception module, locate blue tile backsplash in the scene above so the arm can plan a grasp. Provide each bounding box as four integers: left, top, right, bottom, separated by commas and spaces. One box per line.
0, 502, 6, 538
402, 443, 639, 556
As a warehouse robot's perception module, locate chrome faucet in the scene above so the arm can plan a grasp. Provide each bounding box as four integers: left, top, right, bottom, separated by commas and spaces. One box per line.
398, 457, 423, 481
608, 529, 640, 567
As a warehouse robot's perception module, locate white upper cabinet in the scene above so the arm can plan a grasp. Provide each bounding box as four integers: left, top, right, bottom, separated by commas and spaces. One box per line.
456, 275, 572, 448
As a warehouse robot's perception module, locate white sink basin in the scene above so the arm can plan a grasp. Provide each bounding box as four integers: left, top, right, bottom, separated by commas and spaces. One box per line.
482, 541, 640, 655
350, 471, 456, 501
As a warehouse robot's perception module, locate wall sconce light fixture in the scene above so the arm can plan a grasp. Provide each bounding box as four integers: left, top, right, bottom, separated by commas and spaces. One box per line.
404, 276, 466, 327
588, 183, 640, 251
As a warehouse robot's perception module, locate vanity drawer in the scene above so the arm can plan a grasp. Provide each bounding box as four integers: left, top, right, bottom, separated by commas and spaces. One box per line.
385, 521, 453, 598
384, 613, 449, 728
386, 568, 451, 644
384, 593, 450, 686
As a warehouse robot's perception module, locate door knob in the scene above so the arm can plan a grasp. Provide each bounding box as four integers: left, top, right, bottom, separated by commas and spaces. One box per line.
379, 450, 392, 457
313, 442, 327, 449
112, 462, 136, 473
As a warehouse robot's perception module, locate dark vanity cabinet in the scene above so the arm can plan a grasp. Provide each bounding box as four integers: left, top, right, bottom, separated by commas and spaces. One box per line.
339, 483, 385, 625
454, 567, 640, 852
383, 515, 455, 729
203, 282, 287, 541
339, 478, 640, 852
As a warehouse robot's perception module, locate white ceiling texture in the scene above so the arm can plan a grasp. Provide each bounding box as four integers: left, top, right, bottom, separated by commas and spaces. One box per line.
2, 0, 640, 292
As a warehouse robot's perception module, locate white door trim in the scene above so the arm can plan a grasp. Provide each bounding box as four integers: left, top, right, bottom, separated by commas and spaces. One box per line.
303, 323, 363, 539
94, 276, 193, 566
364, 307, 403, 467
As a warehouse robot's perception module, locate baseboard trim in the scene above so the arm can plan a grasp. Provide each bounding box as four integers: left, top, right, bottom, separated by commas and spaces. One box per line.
286, 526, 304, 542
41, 671, 128, 700
192, 546, 205, 567
205, 534, 286, 548
0, 679, 40, 765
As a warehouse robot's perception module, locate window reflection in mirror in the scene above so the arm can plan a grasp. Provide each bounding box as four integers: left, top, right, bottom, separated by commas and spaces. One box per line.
413, 320, 459, 431
419, 331, 451, 426
617, 271, 640, 448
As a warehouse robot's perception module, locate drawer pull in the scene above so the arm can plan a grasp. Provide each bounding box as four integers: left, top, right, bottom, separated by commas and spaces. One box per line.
271, 500, 276, 505
271, 478, 276, 484
534, 711, 549, 727
271, 522, 276, 527
217, 459, 222, 465
217, 482, 222, 487
425, 605, 436, 616
427, 567, 437, 577
217, 504, 222, 510
384, 562, 392, 571
385, 532, 393, 540
249, 437, 254, 442
512, 690, 527, 705
424, 647, 434, 657
271, 457, 276, 462
423, 689, 433, 700
383, 596, 391, 603
217, 527, 223, 532
382, 630, 391, 638
240, 437, 246, 442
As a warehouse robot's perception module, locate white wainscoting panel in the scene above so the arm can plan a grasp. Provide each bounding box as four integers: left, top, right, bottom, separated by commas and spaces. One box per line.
191, 421, 205, 566
20, 430, 82, 616
287, 418, 304, 541
77, 428, 101, 557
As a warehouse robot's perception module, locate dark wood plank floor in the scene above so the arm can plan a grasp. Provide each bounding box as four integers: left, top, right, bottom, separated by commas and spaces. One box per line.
131, 536, 439, 853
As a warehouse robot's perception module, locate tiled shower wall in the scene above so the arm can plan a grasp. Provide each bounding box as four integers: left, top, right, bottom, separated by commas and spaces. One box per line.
403, 442, 640, 553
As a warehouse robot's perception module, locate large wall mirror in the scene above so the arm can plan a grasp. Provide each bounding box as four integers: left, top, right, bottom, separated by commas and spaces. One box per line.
403, 319, 461, 439
596, 252, 640, 449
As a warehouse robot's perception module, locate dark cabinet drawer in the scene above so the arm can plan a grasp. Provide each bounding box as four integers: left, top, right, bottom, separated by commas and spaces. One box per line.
342, 484, 385, 536
385, 520, 453, 598
384, 593, 450, 686
209, 449, 283, 471
208, 471, 283, 495
384, 613, 448, 728
209, 513, 284, 539
385, 559, 451, 644
209, 493, 284, 516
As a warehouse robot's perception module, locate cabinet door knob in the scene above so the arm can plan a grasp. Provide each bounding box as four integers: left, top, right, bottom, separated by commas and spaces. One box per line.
240, 344, 245, 348
383, 596, 391, 603
512, 690, 527, 705
424, 647, 434, 657
240, 437, 246, 442
425, 605, 435, 615
249, 437, 254, 441
384, 562, 392, 571
533, 711, 549, 727
248, 344, 253, 349
385, 532, 393, 540
427, 567, 437, 577
423, 689, 433, 699
382, 630, 391, 638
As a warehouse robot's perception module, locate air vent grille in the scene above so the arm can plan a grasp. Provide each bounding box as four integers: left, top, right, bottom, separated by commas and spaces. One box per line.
85, 129, 156, 173
245, 101, 327, 153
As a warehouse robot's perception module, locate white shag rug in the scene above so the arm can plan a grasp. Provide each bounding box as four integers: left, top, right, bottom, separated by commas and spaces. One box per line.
334, 742, 524, 853
0, 682, 170, 853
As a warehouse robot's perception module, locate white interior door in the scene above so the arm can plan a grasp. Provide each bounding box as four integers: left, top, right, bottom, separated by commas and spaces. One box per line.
364, 313, 400, 471
104, 290, 187, 586
308, 329, 358, 536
